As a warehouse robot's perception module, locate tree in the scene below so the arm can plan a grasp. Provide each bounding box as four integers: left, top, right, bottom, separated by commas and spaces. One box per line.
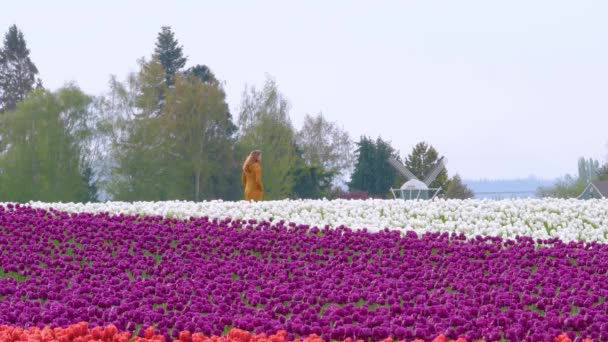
154, 26, 187, 86
537, 175, 586, 198
0, 25, 41, 113
81, 164, 99, 202
295, 112, 354, 185
403, 142, 448, 190
538, 156, 602, 198
598, 163, 608, 181
373, 138, 402, 195
103, 57, 241, 201
106, 58, 172, 200
348, 136, 402, 196
445, 174, 474, 199
0, 86, 93, 202
348, 137, 375, 193
162, 73, 238, 201
185, 64, 238, 138
288, 163, 335, 199
577, 157, 600, 183
185, 65, 219, 86
237, 76, 299, 199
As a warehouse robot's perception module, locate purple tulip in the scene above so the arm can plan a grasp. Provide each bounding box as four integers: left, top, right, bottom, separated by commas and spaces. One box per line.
2, 204, 608, 340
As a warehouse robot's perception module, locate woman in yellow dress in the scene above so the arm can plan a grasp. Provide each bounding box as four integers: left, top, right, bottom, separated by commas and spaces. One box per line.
242, 150, 264, 201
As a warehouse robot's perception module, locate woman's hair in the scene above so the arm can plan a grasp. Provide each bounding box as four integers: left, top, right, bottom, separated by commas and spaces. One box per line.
242, 150, 262, 171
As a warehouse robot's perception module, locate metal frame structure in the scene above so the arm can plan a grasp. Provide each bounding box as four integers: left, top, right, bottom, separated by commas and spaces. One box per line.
388, 156, 447, 200
390, 187, 442, 200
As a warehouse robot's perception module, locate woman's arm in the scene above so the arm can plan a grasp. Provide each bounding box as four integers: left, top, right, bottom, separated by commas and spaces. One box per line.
254, 164, 263, 191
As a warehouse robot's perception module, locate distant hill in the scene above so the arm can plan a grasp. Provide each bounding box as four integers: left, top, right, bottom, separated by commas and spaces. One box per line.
463, 177, 556, 199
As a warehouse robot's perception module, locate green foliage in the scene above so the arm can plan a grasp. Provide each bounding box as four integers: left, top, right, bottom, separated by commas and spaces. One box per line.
374, 138, 403, 194
105, 58, 240, 201
107, 58, 170, 200
537, 175, 587, 199
163, 73, 238, 200
94, 29, 243, 202
598, 164, 608, 181
184, 65, 238, 138
0, 25, 41, 113
577, 157, 600, 183
403, 142, 448, 190
237, 76, 299, 200
445, 174, 474, 199
0, 86, 93, 201
295, 112, 354, 186
154, 26, 187, 86
185, 65, 219, 86
539, 157, 604, 198
348, 136, 402, 196
348, 137, 375, 192
288, 164, 336, 199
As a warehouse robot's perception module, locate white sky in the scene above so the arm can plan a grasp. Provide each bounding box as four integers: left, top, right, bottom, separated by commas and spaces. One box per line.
2, 0, 608, 179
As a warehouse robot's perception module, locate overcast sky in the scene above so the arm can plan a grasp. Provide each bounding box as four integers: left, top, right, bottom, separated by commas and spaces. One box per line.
2, 0, 608, 180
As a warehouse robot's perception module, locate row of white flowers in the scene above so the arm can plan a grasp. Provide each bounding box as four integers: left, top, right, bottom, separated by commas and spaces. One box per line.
26, 198, 608, 242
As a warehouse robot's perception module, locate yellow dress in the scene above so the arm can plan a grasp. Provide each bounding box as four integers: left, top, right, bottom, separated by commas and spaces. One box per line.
242, 162, 264, 201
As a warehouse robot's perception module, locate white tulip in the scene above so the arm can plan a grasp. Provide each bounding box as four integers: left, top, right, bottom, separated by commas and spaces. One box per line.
19, 198, 608, 243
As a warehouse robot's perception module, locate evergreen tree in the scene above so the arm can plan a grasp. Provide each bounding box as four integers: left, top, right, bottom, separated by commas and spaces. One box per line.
288, 163, 335, 199
445, 174, 474, 199
0, 25, 41, 113
185, 64, 218, 85
185, 64, 238, 137
154, 26, 187, 86
373, 137, 400, 195
404, 142, 448, 190
348, 136, 401, 196
348, 136, 375, 193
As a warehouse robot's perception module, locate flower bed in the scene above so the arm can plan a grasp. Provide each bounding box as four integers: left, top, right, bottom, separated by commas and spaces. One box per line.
27, 199, 608, 242
0, 204, 606, 341
0, 324, 591, 342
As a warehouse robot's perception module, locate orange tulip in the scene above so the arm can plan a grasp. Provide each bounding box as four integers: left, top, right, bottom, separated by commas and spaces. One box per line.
432, 335, 448, 342
555, 333, 572, 342
179, 330, 192, 342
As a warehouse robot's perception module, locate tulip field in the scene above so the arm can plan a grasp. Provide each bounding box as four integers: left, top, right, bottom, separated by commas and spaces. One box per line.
1, 199, 608, 342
